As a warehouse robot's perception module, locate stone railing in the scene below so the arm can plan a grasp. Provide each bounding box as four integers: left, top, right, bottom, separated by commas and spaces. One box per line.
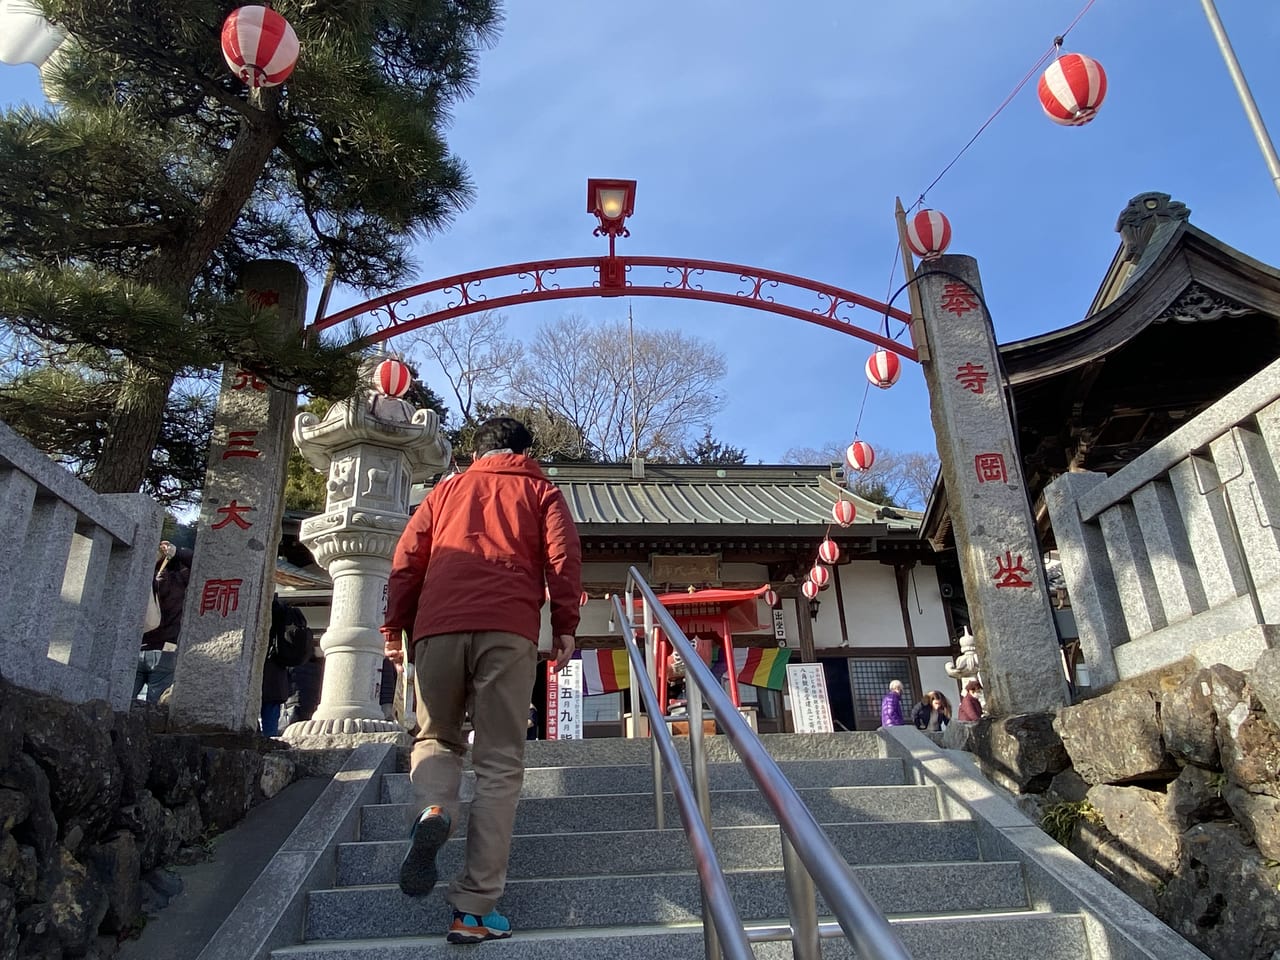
0, 420, 163, 709
1045, 358, 1280, 689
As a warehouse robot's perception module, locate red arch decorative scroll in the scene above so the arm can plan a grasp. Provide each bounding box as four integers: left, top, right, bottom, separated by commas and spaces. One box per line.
312, 255, 918, 361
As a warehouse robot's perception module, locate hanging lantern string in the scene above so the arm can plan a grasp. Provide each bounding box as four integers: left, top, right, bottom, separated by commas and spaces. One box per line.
907, 0, 1101, 214
869, 0, 1100, 354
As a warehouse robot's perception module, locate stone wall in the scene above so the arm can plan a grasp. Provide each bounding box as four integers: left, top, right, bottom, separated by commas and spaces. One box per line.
949, 648, 1280, 960
0, 675, 297, 959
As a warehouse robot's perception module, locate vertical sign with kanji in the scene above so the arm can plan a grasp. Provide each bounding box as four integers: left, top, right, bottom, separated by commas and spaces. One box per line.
915, 255, 1068, 715
545, 661, 560, 741
550, 660, 583, 740
785, 662, 833, 733
170, 261, 306, 733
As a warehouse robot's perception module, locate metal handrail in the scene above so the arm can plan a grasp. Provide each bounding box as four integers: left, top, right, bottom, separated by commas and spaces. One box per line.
616, 567, 912, 960
608, 593, 754, 960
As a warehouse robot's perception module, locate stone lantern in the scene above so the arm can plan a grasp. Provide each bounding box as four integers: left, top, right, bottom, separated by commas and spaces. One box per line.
283, 357, 450, 740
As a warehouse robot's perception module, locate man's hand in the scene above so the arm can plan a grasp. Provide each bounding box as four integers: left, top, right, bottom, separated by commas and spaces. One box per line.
552, 634, 575, 672
381, 627, 404, 671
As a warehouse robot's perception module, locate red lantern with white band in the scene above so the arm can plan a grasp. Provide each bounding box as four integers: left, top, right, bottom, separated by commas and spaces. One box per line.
221, 5, 300, 88
846, 440, 875, 473
818, 539, 840, 565
373, 358, 413, 397
1038, 52, 1107, 126
865, 349, 901, 389
763, 588, 779, 608
809, 564, 830, 588
801, 579, 820, 601
832, 500, 856, 527
905, 208, 951, 261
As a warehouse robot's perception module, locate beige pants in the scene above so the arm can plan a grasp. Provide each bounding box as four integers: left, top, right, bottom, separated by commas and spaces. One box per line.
410, 631, 536, 916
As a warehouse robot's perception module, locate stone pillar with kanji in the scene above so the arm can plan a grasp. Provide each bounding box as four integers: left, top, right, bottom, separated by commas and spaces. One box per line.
284, 360, 451, 741
915, 254, 1069, 715
169, 261, 304, 733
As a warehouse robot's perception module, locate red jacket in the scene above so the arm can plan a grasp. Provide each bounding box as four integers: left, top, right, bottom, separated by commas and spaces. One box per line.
384, 453, 582, 653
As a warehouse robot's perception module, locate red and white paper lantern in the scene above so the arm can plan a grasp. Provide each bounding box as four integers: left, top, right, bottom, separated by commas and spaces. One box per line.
763, 588, 779, 608
801, 579, 820, 601
373, 358, 413, 397
865, 349, 901, 389
832, 500, 856, 527
818, 538, 840, 565
221, 5, 300, 88
905, 208, 951, 261
809, 564, 830, 589
1038, 53, 1107, 126
845, 440, 875, 473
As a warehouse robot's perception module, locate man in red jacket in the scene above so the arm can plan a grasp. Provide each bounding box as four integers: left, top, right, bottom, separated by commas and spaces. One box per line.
382, 417, 581, 944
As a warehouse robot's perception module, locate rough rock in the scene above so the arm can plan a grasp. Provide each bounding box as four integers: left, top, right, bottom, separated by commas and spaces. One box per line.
1046, 768, 1090, 803
199, 748, 262, 833
115, 792, 179, 874
0, 882, 16, 960
966, 713, 1069, 794
1069, 817, 1161, 915
23, 699, 121, 843
0, 757, 56, 865
0, 684, 22, 773
1161, 669, 1220, 769
140, 868, 182, 914
0, 836, 36, 907
110, 707, 152, 803
172, 798, 204, 849
16, 903, 59, 960
1054, 687, 1178, 784
259, 754, 296, 800
1222, 783, 1280, 860
146, 735, 204, 806
1085, 784, 1181, 874
85, 832, 141, 934
0, 790, 29, 833
1167, 765, 1231, 829
1249, 646, 1280, 721
41, 846, 107, 956
1161, 822, 1280, 960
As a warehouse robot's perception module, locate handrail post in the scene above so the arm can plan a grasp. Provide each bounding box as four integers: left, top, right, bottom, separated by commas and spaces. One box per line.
686, 645, 720, 960
781, 832, 821, 960
639, 592, 665, 831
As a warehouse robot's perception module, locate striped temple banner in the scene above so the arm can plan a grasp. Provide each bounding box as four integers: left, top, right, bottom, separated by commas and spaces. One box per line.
710, 647, 793, 690
580, 649, 630, 695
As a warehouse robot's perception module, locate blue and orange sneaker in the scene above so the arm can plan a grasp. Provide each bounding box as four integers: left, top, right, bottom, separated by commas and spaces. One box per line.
446, 908, 512, 944
399, 805, 450, 897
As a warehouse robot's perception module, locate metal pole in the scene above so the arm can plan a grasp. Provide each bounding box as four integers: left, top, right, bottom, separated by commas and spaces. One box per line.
686, 667, 719, 960
638, 591, 665, 831
781, 833, 821, 960
1199, 0, 1280, 200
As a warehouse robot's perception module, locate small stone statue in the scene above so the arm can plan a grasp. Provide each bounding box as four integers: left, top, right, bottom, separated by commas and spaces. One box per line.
944, 625, 980, 680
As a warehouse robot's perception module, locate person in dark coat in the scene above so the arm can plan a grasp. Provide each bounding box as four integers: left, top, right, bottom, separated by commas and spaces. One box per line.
912, 691, 952, 732
134, 541, 193, 703
957, 679, 983, 722
262, 595, 310, 736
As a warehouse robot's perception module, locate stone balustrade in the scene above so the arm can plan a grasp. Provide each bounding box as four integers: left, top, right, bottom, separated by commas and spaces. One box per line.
0, 420, 163, 709
1046, 357, 1280, 688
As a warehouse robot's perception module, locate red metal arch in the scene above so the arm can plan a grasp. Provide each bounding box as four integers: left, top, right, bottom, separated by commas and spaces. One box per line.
313, 254, 917, 361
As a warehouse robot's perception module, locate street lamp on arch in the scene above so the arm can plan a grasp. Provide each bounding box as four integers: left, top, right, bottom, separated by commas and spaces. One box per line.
587, 177, 636, 292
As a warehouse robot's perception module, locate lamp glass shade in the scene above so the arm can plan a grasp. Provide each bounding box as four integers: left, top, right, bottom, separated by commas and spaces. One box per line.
597, 187, 627, 222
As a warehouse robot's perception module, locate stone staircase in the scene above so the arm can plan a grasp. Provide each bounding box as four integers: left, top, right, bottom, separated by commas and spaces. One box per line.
270, 732, 1097, 960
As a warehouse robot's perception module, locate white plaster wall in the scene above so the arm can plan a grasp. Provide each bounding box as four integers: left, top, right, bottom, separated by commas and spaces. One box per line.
906, 566, 952, 649
918, 656, 962, 705
836, 563, 910, 648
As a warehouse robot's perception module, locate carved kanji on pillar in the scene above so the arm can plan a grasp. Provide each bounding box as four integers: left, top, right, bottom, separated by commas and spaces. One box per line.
915, 256, 1068, 715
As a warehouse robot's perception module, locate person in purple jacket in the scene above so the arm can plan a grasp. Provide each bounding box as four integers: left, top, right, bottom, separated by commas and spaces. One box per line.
880, 679, 907, 727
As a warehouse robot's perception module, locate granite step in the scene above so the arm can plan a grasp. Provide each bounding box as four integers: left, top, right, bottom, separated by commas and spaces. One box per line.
274, 913, 1091, 960
379, 757, 906, 803
336, 819, 979, 885
303, 861, 1030, 940
359, 785, 942, 840
516, 731, 884, 769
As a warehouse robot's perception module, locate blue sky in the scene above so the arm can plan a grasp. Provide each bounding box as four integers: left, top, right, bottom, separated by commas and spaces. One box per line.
3, 1, 1279, 462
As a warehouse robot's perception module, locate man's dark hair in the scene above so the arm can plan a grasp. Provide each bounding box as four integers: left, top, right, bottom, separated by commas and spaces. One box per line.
473, 417, 534, 456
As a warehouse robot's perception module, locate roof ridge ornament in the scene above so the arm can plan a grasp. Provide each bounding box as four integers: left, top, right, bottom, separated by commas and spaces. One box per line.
1115, 192, 1191, 265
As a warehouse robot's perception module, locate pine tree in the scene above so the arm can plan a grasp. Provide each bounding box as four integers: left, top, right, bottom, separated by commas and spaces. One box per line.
0, 0, 499, 493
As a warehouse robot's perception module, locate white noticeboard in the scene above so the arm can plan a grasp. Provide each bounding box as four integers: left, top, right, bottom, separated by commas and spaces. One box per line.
549, 660, 584, 740
786, 662, 833, 734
